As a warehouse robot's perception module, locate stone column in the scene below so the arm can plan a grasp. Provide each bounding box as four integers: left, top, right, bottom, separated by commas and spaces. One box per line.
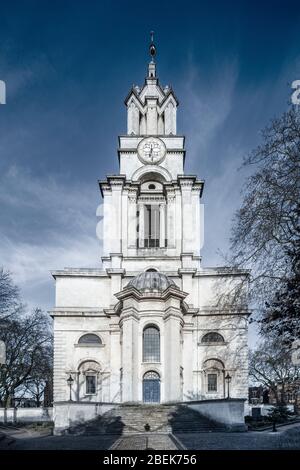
127, 102, 139, 135
182, 324, 194, 400
120, 313, 139, 402
101, 186, 112, 257
127, 190, 138, 249
138, 203, 145, 248
109, 327, 121, 402
127, 102, 134, 134
164, 311, 182, 402
164, 102, 176, 135
158, 114, 164, 134
107, 176, 125, 254
121, 188, 128, 256
191, 184, 202, 256
166, 188, 176, 248
140, 114, 146, 134
179, 177, 194, 254
159, 204, 166, 248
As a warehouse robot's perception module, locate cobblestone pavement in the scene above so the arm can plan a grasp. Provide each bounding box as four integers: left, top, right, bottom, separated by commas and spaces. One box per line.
176, 426, 300, 450
110, 433, 179, 450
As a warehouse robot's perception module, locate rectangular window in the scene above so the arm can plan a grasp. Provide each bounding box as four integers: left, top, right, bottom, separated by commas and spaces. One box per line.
144, 204, 160, 248
207, 373, 217, 392
86, 375, 96, 395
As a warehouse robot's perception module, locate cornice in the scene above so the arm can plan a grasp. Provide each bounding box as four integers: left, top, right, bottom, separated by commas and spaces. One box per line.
98, 175, 126, 196
106, 268, 125, 278
115, 284, 187, 302
177, 175, 205, 196
49, 308, 106, 318
163, 308, 184, 325
178, 268, 197, 277
119, 308, 140, 324
51, 269, 107, 279
198, 307, 251, 317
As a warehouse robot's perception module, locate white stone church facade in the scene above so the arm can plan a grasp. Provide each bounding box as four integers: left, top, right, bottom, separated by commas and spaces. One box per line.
51, 45, 249, 418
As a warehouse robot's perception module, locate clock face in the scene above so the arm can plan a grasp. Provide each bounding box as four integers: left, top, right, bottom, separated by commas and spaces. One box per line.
137, 137, 166, 164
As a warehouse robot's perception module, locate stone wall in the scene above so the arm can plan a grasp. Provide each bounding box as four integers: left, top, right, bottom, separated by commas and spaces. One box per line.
0, 407, 53, 424
53, 402, 115, 435
187, 399, 246, 431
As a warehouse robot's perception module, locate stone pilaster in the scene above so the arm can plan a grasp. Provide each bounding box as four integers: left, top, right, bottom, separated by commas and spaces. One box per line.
163, 308, 183, 402
120, 311, 139, 402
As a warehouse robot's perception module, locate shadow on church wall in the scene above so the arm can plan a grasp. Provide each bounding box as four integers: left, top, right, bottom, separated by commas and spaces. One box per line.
66, 409, 125, 439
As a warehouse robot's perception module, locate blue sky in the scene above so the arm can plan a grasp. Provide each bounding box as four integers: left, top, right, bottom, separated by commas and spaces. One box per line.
0, 0, 299, 330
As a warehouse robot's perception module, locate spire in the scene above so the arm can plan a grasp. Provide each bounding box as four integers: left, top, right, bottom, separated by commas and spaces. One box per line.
148, 31, 156, 78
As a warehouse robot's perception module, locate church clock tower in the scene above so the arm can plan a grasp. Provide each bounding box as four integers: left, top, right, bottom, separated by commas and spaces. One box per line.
99, 34, 204, 306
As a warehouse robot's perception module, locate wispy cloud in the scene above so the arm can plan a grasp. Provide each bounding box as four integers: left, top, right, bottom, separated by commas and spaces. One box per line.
180, 57, 239, 165
0, 165, 101, 310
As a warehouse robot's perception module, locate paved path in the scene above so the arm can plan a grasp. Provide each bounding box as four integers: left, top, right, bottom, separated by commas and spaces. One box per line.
0, 425, 118, 450
110, 433, 179, 450
176, 425, 300, 450
0, 425, 299, 450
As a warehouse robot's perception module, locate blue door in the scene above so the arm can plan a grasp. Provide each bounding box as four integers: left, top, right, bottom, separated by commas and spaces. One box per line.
143, 371, 160, 403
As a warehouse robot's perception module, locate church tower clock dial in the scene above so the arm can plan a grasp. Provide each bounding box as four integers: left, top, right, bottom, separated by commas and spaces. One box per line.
137, 137, 166, 164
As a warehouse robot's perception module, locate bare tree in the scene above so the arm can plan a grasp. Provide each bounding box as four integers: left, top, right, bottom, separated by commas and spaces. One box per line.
0, 308, 52, 407
23, 343, 53, 407
249, 339, 300, 404
260, 239, 300, 344
229, 107, 300, 343
0, 268, 21, 320
230, 107, 300, 307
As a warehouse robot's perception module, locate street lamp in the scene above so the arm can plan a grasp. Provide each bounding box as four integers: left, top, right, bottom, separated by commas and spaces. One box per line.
225, 373, 232, 399
67, 375, 74, 402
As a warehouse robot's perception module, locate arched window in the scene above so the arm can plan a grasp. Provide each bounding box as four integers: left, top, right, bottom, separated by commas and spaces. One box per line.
201, 332, 224, 344
143, 325, 160, 362
78, 334, 102, 345
144, 371, 160, 380
138, 174, 167, 249
143, 371, 160, 403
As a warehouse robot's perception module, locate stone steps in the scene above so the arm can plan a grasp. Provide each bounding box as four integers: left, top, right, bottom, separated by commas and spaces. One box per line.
68, 404, 228, 435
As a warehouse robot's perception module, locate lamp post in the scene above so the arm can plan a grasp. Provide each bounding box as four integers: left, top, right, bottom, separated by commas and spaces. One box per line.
225, 373, 232, 399
67, 375, 74, 402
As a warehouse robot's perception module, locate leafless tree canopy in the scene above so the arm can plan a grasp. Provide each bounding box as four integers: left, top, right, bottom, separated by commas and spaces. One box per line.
230, 107, 300, 308
249, 339, 300, 404
0, 268, 20, 320
0, 308, 53, 407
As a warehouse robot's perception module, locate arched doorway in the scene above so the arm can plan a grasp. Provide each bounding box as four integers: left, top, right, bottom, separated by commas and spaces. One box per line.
143, 371, 160, 403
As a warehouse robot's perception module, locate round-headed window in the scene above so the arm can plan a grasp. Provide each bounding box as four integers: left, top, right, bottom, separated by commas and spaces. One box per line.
201, 332, 224, 343
78, 334, 102, 345
143, 326, 160, 362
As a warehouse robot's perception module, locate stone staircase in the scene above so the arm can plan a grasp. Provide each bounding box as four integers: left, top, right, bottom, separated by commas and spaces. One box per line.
68, 404, 228, 436
169, 405, 228, 433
